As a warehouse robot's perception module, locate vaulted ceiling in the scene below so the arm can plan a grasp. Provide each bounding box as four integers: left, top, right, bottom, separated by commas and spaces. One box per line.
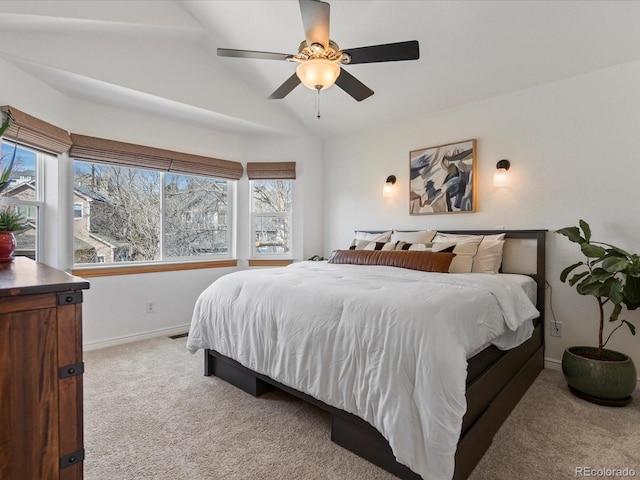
1, 1, 640, 140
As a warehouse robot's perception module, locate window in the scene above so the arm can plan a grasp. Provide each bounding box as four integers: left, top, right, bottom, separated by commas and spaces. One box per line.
164, 173, 229, 257
251, 180, 292, 257
0, 141, 43, 260
73, 161, 231, 265
73, 202, 83, 219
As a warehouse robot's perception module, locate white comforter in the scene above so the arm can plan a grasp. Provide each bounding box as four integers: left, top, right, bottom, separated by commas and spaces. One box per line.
187, 262, 539, 480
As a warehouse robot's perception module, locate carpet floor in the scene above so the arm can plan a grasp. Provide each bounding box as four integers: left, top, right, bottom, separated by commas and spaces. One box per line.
84, 336, 640, 479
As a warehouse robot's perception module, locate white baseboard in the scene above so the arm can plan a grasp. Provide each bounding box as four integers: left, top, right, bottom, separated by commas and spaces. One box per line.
544, 357, 562, 371
83, 324, 190, 351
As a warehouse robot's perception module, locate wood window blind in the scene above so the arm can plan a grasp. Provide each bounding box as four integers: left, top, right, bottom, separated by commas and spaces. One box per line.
1, 106, 72, 155
246, 162, 296, 180
69, 134, 243, 180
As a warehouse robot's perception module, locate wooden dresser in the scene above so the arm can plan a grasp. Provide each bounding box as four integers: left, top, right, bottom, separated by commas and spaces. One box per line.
0, 257, 90, 480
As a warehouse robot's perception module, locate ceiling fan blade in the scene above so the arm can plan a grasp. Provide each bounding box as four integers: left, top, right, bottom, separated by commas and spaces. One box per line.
335, 69, 374, 102
217, 48, 290, 61
343, 40, 420, 64
299, 0, 330, 49
268, 73, 302, 99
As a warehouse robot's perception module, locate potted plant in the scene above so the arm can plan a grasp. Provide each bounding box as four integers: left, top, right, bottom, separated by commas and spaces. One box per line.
0, 209, 25, 261
557, 220, 640, 406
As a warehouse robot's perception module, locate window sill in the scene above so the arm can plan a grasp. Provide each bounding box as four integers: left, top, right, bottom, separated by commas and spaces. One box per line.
72, 259, 238, 278
248, 259, 293, 267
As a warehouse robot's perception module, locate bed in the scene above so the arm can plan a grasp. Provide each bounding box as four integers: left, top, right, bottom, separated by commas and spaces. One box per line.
187, 229, 546, 480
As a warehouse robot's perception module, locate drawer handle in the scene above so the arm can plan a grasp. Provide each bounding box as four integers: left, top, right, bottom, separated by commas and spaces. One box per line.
59, 362, 84, 379
60, 449, 84, 468
58, 292, 83, 306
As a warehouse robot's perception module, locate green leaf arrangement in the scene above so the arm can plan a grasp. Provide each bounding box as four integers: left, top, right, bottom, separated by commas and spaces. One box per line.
0, 210, 25, 232
557, 220, 640, 352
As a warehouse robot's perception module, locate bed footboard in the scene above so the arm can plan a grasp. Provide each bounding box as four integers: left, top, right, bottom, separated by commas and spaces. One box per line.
202, 322, 543, 480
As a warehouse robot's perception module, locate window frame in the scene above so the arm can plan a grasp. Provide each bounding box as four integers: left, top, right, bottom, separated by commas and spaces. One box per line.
0, 141, 45, 261
250, 179, 292, 259
72, 160, 235, 268
73, 202, 83, 219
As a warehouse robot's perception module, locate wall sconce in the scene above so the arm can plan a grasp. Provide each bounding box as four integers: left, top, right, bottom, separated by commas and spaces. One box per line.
382, 175, 397, 197
493, 160, 510, 187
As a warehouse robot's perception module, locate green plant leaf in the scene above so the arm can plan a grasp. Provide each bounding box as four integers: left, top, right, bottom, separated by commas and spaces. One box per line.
581, 242, 606, 258
589, 267, 613, 282
629, 257, 640, 277
607, 245, 632, 257
622, 320, 636, 336
556, 226, 585, 244
576, 277, 603, 296
601, 256, 629, 273
623, 275, 640, 306
568, 271, 589, 286
0, 210, 25, 231
610, 303, 622, 321
597, 277, 616, 298
607, 278, 623, 304
0, 114, 12, 137
579, 219, 591, 243
560, 261, 584, 282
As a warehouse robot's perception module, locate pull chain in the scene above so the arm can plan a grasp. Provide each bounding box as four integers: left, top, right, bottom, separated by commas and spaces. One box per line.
315, 85, 321, 119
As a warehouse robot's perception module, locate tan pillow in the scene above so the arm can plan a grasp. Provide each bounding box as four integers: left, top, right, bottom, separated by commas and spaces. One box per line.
434, 233, 506, 274
349, 231, 392, 250
432, 234, 482, 273
362, 241, 397, 251
328, 249, 455, 273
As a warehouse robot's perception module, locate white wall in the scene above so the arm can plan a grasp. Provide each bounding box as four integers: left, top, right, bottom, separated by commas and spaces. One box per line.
239, 134, 324, 263
0, 56, 325, 350
324, 59, 640, 372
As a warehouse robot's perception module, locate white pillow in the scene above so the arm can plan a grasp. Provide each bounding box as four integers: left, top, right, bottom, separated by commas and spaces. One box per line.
432, 234, 483, 273
472, 236, 505, 274
433, 233, 506, 274
350, 231, 392, 250
390, 230, 436, 244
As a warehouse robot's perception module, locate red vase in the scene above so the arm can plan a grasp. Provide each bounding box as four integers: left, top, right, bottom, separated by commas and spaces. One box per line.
0, 231, 16, 262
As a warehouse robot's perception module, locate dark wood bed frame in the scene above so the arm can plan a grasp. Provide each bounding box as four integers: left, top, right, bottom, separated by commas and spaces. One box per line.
203, 229, 546, 480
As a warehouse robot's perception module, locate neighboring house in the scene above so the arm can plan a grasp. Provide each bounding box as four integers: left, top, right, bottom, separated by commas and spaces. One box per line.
72, 184, 130, 263
3, 180, 130, 263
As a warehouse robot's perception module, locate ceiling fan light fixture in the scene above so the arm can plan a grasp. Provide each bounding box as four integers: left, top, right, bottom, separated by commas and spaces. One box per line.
296, 59, 340, 91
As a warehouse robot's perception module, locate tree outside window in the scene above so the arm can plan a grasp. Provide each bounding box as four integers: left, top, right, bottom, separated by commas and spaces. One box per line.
251, 180, 292, 256
73, 161, 231, 265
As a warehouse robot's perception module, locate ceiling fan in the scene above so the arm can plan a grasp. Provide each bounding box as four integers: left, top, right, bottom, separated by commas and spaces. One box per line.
217, 0, 419, 107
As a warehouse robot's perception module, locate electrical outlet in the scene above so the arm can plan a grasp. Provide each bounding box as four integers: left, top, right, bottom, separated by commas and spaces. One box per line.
550, 321, 562, 337
146, 301, 155, 314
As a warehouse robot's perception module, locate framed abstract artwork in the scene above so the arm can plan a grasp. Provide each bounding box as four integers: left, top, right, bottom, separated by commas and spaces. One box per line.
409, 138, 476, 215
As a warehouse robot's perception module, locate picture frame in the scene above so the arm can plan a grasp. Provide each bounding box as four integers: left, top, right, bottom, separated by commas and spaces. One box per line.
409, 138, 476, 215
